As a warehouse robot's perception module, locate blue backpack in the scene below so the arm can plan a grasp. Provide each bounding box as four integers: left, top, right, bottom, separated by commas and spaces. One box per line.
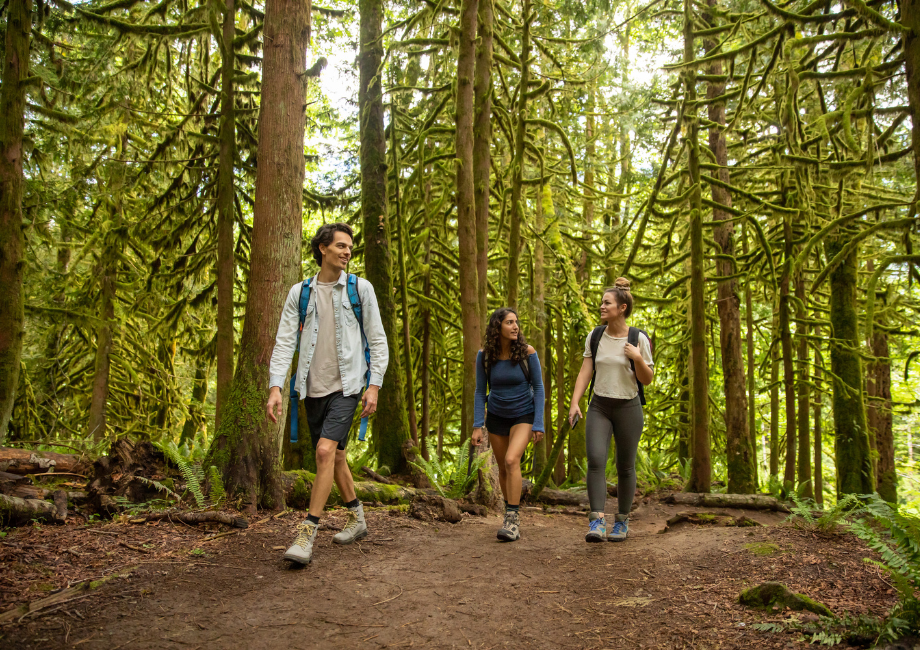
289, 274, 371, 443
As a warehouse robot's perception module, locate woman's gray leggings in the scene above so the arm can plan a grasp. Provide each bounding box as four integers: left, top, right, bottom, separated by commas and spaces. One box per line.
585, 395, 644, 514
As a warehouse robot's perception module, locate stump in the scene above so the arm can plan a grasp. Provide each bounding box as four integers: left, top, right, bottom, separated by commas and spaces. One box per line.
739, 582, 832, 617
409, 494, 462, 523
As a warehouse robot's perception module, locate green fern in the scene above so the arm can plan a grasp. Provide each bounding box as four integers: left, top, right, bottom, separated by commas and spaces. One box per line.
135, 475, 181, 501
787, 493, 862, 534
156, 441, 207, 509
409, 444, 488, 500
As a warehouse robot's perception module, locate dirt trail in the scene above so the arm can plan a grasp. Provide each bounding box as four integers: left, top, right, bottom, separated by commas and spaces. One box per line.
1, 497, 896, 649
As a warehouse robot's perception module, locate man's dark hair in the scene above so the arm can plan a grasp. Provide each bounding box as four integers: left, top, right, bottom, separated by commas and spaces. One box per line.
310, 222, 354, 267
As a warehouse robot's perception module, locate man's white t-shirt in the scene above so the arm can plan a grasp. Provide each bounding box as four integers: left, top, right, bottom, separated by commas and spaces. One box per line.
306, 280, 344, 398
583, 328, 654, 400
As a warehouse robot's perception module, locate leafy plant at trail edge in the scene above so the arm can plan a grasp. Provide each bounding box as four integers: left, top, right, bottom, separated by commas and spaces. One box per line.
156, 441, 226, 509
786, 493, 862, 534
409, 444, 488, 500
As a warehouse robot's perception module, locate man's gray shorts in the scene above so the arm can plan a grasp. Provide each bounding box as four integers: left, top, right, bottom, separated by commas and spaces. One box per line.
304, 391, 362, 450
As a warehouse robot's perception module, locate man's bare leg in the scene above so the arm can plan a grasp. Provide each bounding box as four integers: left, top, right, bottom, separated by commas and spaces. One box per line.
309, 438, 339, 518
334, 449, 358, 502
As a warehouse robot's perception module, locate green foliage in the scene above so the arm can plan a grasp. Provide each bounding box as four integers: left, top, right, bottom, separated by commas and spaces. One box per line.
207, 466, 226, 508
156, 441, 226, 510
786, 493, 863, 534
409, 444, 488, 500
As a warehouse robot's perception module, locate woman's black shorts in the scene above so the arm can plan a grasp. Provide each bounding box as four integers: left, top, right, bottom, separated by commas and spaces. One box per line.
485, 411, 535, 436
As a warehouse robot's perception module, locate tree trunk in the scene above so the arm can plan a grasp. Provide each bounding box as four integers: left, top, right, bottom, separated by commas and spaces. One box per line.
567, 326, 587, 481
684, 0, 710, 493
813, 346, 824, 505
779, 213, 796, 489
769, 334, 779, 477
742, 223, 758, 488
420, 148, 432, 461
0, 0, 30, 444
532, 183, 547, 475
391, 109, 419, 446
88, 140, 126, 443
580, 88, 595, 288
903, 0, 920, 196
455, 0, 481, 447
206, 0, 310, 512
795, 274, 812, 498
361, 0, 411, 471
553, 305, 566, 485
868, 295, 895, 502
826, 232, 874, 496
506, 0, 531, 309
215, 0, 237, 431
704, 7, 754, 494
473, 0, 493, 334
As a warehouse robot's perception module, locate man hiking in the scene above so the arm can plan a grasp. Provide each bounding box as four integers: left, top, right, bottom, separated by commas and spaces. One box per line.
267, 222, 389, 565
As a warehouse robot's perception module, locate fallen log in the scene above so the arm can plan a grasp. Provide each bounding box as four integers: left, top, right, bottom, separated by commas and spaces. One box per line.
361, 466, 395, 485
282, 470, 420, 509
0, 446, 90, 476
129, 511, 248, 528
659, 510, 762, 532
0, 493, 65, 525
664, 492, 789, 512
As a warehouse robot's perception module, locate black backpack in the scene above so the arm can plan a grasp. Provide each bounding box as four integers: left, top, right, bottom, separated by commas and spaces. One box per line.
588, 325, 651, 405
482, 352, 530, 394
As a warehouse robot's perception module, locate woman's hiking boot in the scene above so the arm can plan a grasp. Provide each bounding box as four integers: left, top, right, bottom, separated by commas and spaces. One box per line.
497, 510, 521, 542
283, 520, 319, 564
608, 514, 629, 542
333, 502, 368, 545
585, 512, 607, 543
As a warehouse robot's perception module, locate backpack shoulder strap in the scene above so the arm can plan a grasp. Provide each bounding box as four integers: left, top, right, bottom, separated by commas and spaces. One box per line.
346, 273, 363, 323
298, 278, 313, 333
587, 325, 606, 396
520, 356, 530, 383
627, 326, 648, 406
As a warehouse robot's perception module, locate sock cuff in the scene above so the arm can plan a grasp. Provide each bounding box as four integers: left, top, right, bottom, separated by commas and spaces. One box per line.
306, 514, 320, 525
345, 498, 360, 509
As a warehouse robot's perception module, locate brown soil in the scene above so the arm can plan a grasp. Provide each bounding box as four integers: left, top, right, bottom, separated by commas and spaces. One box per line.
0, 496, 896, 649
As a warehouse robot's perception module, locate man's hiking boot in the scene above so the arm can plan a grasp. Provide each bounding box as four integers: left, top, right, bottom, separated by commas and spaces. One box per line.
608, 514, 629, 542
333, 502, 368, 545
283, 520, 319, 564
497, 510, 521, 542
585, 512, 607, 543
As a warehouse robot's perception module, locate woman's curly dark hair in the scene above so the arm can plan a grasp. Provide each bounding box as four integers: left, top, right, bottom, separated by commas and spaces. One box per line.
482, 307, 529, 371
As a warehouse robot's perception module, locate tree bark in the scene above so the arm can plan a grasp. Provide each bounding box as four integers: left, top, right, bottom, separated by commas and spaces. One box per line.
532, 183, 547, 475
684, 0, 711, 493
506, 0, 531, 309
206, 0, 311, 511
779, 213, 796, 490
88, 138, 127, 443
391, 109, 419, 446
0, 446, 90, 475
826, 231, 874, 496
215, 0, 237, 431
795, 274, 812, 498
665, 492, 789, 512
455, 0, 481, 447
360, 0, 411, 471
704, 6, 754, 493
813, 346, 824, 505
553, 305, 566, 485
741, 224, 758, 487
868, 294, 895, 502
769, 332, 779, 477
473, 0, 493, 334
0, 0, 30, 444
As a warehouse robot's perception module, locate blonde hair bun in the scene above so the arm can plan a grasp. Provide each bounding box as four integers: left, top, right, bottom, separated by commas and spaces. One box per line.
614, 277, 631, 292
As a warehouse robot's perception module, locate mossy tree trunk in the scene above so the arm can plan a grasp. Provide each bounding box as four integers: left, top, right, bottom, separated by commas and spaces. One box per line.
683, 0, 710, 493
0, 0, 31, 444
868, 292, 895, 502
179, 358, 212, 445
206, 0, 311, 511
455, 0, 481, 447
88, 137, 127, 442
742, 223, 758, 487
795, 274, 812, 498
473, 0, 493, 335
826, 231, 874, 496
215, 0, 237, 430
505, 0, 531, 309
704, 1, 754, 493
779, 211, 796, 489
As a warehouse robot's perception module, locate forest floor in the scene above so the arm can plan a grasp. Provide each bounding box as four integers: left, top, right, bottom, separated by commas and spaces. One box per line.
0, 493, 899, 649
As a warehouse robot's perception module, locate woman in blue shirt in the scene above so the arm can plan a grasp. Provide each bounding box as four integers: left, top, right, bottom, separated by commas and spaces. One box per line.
471, 308, 545, 542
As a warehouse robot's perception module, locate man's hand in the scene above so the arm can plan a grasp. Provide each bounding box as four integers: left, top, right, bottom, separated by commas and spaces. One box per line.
471, 428, 483, 446
267, 386, 283, 423
361, 385, 380, 418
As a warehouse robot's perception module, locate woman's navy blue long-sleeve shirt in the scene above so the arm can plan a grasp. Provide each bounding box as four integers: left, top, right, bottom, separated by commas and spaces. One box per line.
473, 350, 545, 432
